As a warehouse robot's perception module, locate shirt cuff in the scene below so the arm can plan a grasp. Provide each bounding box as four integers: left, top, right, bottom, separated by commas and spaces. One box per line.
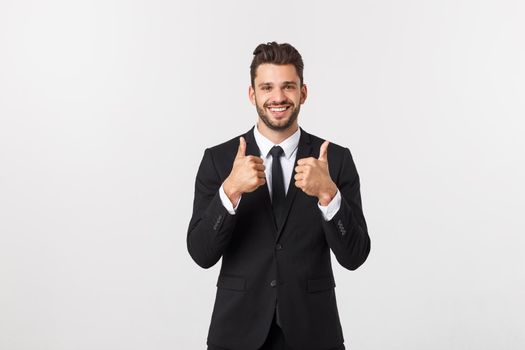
219, 183, 241, 215
318, 190, 341, 221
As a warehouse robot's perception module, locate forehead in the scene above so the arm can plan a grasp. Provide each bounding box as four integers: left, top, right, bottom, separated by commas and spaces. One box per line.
254, 64, 300, 84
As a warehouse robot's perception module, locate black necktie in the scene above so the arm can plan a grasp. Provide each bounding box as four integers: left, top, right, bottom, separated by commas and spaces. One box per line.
269, 146, 285, 224
270, 145, 285, 327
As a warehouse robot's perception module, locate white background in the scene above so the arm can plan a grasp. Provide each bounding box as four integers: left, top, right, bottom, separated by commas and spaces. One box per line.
1, 1, 524, 349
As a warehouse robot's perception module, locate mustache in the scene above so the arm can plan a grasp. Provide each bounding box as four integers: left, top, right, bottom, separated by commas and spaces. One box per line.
264, 100, 294, 108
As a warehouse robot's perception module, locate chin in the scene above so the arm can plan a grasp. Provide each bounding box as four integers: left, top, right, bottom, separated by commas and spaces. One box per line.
268, 120, 294, 131
270, 117, 291, 126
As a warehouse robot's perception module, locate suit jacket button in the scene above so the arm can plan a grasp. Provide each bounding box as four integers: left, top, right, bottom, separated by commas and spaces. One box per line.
270, 280, 277, 287
275, 244, 283, 250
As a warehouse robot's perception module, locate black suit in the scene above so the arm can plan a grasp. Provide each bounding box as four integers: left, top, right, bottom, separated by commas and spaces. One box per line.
187, 127, 370, 350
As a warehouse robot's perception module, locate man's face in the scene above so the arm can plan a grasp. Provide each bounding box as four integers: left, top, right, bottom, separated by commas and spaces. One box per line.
249, 64, 307, 131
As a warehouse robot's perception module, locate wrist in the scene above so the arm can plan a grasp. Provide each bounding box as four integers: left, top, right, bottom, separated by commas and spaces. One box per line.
318, 183, 337, 206
224, 178, 242, 204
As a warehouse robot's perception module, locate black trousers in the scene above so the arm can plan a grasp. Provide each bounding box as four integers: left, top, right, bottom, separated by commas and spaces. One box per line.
207, 313, 345, 350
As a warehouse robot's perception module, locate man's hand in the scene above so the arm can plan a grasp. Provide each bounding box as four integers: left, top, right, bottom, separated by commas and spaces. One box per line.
294, 140, 338, 206
223, 137, 266, 206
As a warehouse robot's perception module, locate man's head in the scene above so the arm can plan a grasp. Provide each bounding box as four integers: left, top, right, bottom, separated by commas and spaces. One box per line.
249, 42, 307, 132
250, 42, 304, 87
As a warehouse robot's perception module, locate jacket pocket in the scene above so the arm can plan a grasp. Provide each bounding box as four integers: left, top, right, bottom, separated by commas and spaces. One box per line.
216, 275, 246, 291
307, 276, 336, 293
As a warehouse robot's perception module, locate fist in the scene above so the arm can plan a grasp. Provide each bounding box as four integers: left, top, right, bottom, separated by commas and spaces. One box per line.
294, 140, 337, 206
223, 137, 266, 206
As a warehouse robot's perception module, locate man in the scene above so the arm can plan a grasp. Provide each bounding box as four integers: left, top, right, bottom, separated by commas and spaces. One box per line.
187, 42, 370, 350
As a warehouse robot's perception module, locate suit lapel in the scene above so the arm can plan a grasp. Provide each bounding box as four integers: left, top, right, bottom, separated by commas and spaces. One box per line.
275, 128, 313, 242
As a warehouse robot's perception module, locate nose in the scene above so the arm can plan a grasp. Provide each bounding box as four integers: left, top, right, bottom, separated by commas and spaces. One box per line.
270, 87, 287, 104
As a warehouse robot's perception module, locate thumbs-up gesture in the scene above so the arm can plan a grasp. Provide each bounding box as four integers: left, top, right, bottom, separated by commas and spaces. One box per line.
223, 137, 266, 206
294, 140, 338, 206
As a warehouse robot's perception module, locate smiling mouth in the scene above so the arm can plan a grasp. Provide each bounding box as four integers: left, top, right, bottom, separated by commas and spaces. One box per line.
267, 105, 291, 114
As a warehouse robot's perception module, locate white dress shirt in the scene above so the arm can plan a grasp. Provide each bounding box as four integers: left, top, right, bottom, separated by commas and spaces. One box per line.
219, 125, 341, 221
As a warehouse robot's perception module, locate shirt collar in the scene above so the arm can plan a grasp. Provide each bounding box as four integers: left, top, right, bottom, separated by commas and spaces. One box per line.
253, 124, 301, 160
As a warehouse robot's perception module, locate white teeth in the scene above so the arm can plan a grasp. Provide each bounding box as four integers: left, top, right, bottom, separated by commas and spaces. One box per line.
269, 107, 287, 112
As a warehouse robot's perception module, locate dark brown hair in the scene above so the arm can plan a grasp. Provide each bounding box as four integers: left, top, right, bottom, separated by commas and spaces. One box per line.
250, 42, 304, 87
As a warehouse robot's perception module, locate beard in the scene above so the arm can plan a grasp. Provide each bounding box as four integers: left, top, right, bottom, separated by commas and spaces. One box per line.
255, 97, 300, 131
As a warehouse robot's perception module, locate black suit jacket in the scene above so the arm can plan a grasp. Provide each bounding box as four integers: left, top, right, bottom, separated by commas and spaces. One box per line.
187, 127, 370, 350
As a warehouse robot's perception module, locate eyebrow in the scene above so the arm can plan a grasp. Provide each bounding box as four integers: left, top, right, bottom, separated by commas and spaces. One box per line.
257, 81, 298, 88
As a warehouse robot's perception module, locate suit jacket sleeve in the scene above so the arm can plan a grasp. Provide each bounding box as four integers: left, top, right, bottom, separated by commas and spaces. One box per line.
322, 147, 371, 270
187, 148, 237, 269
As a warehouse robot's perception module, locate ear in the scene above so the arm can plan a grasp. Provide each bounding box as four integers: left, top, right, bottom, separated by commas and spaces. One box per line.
300, 84, 308, 104
248, 85, 256, 106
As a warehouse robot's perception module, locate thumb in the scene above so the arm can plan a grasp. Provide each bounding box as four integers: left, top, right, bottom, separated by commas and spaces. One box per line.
318, 140, 329, 162
236, 136, 246, 158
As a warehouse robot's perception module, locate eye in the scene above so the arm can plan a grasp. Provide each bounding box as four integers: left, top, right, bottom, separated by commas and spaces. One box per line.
261, 86, 271, 91
284, 85, 295, 90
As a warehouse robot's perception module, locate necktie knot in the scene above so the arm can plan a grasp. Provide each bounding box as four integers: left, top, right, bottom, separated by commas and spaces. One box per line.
269, 145, 284, 158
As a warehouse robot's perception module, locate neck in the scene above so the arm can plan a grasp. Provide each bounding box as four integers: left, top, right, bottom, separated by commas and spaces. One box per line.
257, 120, 299, 144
